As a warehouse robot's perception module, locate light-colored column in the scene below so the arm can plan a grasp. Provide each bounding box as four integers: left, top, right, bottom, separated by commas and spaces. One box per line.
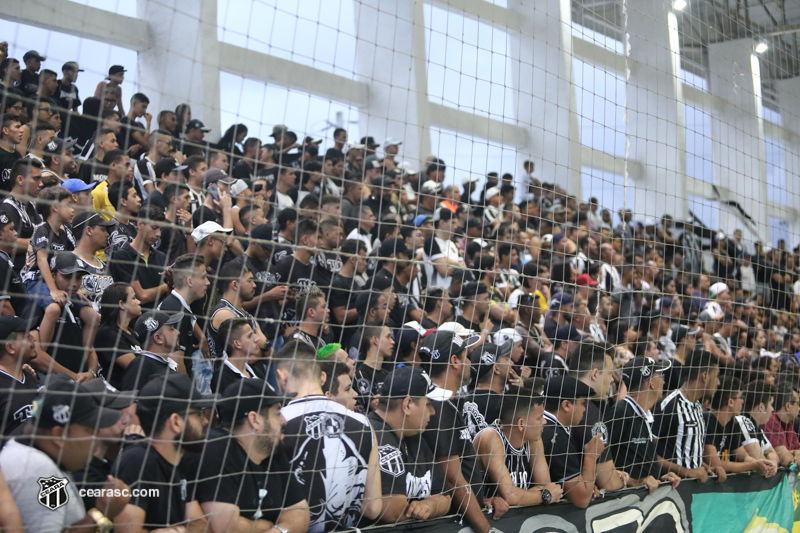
353, 0, 428, 167
774, 77, 800, 248
626, 1, 687, 222
137, 0, 221, 137
508, 0, 580, 197
708, 39, 768, 243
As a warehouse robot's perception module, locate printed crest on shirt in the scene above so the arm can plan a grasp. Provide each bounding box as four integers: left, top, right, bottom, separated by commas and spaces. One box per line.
378, 445, 405, 477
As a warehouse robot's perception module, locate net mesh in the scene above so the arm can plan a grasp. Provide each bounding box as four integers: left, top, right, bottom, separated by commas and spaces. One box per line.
0, 0, 797, 531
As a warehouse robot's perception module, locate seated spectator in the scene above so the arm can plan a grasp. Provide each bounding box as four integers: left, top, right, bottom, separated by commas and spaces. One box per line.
0, 379, 129, 532
0, 213, 28, 317
211, 317, 263, 393
32, 252, 101, 381
276, 341, 381, 531
369, 366, 452, 523
539, 325, 584, 379
0, 114, 23, 192
354, 323, 395, 413
112, 373, 213, 530
764, 383, 800, 465
328, 239, 368, 343
606, 356, 682, 492
188, 378, 310, 533
653, 349, 725, 482
76, 128, 118, 184
735, 380, 781, 468
71, 210, 115, 306
456, 339, 511, 439
121, 310, 182, 391
0, 158, 43, 273
455, 282, 492, 339
290, 286, 328, 350
540, 376, 610, 508
105, 180, 141, 255
319, 354, 358, 410
94, 282, 142, 389
0, 316, 40, 435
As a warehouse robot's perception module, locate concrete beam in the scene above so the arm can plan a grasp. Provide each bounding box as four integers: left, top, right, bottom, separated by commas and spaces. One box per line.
429, 0, 521, 31
580, 145, 644, 179
0, 0, 150, 51
218, 42, 370, 109
572, 37, 627, 73
428, 102, 529, 148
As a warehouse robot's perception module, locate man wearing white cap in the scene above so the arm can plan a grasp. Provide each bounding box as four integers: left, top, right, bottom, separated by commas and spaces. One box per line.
416, 180, 442, 216
383, 137, 402, 167
191, 221, 233, 268
483, 187, 501, 224
704, 281, 731, 320
461, 175, 480, 205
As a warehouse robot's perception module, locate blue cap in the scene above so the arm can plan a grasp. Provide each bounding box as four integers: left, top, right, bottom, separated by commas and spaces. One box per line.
548, 292, 574, 311
62, 179, 94, 194
414, 214, 433, 227
555, 324, 585, 344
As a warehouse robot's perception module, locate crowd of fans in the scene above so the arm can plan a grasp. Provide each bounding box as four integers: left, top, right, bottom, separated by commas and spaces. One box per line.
0, 46, 796, 533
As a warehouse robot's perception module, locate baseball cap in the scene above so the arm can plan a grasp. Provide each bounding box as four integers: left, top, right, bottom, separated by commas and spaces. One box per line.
710, 282, 729, 299
191, 221, 232, 244
217, 174, 237, 185
494, 328, 523, 346
51, 252, 91, 276
379, 366, 438, 399
185, 119, 211, 132
203, 168, 229, 187
23, 50, 46, 62
360, 136, 379, 148
470, 341, 513, 379
72, 211, 115, 231
0, 316, 35, 342
62, 61, 84, 72
32, 379, 122, 429
136, 373, 217, 434
552, 233, 565, 246
379, 238, 410, 259
81, 378, 137, 410
154, 157, 182, 179
398, 161, 418, 175
548, 292, 574, 311
249, 223, 274, 249
414, 214, 433, 227
432, 208, 456, 222
485, 187, 500, 201
421, 180, 443, 195
462, 175, 481, 185
61, 178, 95, 194
418, 331, 468, 366
426, 158, 446, 173
230, 179, 249, 196
437, 322, 482, 348
384, 137, 402, 147
108, 65, 127, 76
620, 356, 672, 390
43, 137, 77, 157
544, 375, 594, 404
134, 310, 184, 343
460, 281, 489, 299
394, 323, 424, 361
0, 212, 11, 230
270, 125, 289, 138
217, 378, 294, 425
371, 176, 393, 188
555, 324, 585, 344
576, 273, 598, 287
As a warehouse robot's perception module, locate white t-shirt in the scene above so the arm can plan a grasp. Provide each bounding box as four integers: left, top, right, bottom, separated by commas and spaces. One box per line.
276, 190, 294, 210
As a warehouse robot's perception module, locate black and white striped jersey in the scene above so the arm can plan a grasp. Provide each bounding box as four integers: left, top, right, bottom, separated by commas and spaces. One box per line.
653, 389, 705, 469
734, 414, 774, 457
480, 424, 532, 498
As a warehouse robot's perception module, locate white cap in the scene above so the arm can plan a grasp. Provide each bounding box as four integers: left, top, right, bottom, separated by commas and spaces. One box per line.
494, 328, 523, 346
462, 175, 480, 185
644, 217, 656, 227
191, 221, 232, 244
472, 238, 491, 249
438, 322, 482, 348
541, 233, 553, 245
485, 187, 500, 200
384, 137, 403, 147
230, 179, 249, 196
403, 321, 427, 336
709, 282, 729, 299
398, 161, 418, 175
347, 142, 367, 150
421, 180, 443, 194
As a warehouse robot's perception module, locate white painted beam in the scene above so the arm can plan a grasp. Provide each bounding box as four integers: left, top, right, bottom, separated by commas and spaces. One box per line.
0, 0, 149, 51
580, 145, 644, 179
429, 0, 521, 31
428, 102, 528, 148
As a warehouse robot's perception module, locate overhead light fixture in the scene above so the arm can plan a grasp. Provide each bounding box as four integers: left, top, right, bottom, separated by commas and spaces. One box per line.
673, 0, 687, 10
755, 41, 769, 54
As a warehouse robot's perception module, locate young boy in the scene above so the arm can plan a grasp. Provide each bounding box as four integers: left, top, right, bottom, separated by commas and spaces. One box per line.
22, 185, 76, 307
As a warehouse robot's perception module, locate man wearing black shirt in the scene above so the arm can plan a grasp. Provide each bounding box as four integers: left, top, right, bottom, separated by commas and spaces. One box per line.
121, 310, 182, 391
454, 339, 507, 440
118, 93, 151, 158
0, 215, 27, 315
735, 380, 781, 467
329, 239, 367, 346
211, 318, 263, 394
368, 238, 422, 327
606, 357, 682, 493
55, 61, 83, 113
0, 114, 22, 192
188, 378, 309, 532
105, 180, 140, 255
0, 316, 39, 435
112, 373, 213, 531
354, 324, 394, 413
0, 158, 42, 271
369, 366, 452, 523
271, 207, 297, 265
455, 282, 492, 340
290, 286, 328, 350
76, 128, 118, 184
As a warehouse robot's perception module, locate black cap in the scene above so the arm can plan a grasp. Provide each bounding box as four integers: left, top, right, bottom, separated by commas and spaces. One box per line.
555, 325, 585, 344
433, 208, 456, 222
360, 136, 379, 148
51, 252, 91, 275
249, 224, 274, 249
418, 331, 467, 365
134, 310, 184, 343
470, 341, 513, 379
379, 366, 437, 399
43, 137, 77, 156
379, 238, 410, 259
217, 378, 295, 425
72, 211, 115, 231
620, 356, 672, 390
185, 119, 211, 132
108, 65, 127, 76
544, 375, 594, 404
154, 157, 182, 179
23, 50, 46, 62
0, 316, 35, 342
0, 212, 11, 229
136, 373, 217, 434
32, 379, 122, 429
460, 282, 488, 299
81, 378, 137, 410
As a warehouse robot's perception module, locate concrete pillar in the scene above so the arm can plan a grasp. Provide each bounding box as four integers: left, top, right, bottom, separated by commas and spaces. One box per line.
508, 0, 580, 197
137, 0, 221, 137
774, 77, 800, 248
708, 39, 768, 243
625, 1, 687, 222
353, 0, 428, 167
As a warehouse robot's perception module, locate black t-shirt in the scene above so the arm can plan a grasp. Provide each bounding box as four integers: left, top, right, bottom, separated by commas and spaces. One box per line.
158, 293, 197, 371
156, 224, 189, 264
77, 156, 108, 184
0, 371, 39, 435
538, 352, 569, 379
121, 351, 175, 391
605, 397, 661, 480
77, 257, 113, 307
118, 117, 147, 156
479, 425, 532, 498
109, 243, 167, 308
454, 389, 504, 440
210, 359, 258, 395
572, 398, 609, 449
328, 273, 360, 346
314, 250, 341, 294
185, 428, 303, 523
19, 70, 39, 96
95, 324, 141, 390
55, 80, 81, 111
112, 440, 193, 529
704, 411, 743, 462
270, 255, 317, 325
48, 298, 91, 374
353, 363, 388, 414
281, 395, 374, 532
231, 160, 255, 180
271, 237, 293, 266
541, 411, 583, 483
107, 218, 138, 254
369, 268, 417, 328
74, 456, 110, 510
368, 411, 447, 502
23, 221, 77, 283
422, 392, 485, 500
0, 249, 26, 315
145, 190, 168, 211
734, 414, 772, 456
0, 147, 21, 192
